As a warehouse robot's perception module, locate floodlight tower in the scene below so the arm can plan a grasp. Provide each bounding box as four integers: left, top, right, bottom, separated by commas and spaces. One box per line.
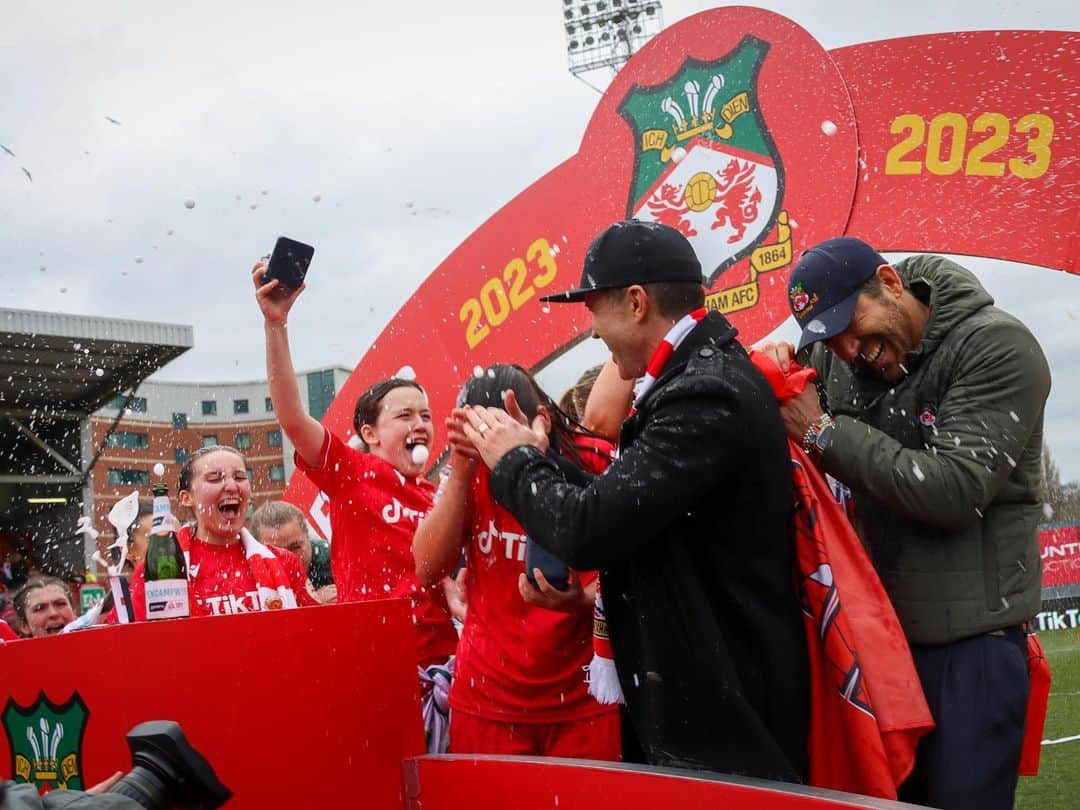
562, 0, 665, 92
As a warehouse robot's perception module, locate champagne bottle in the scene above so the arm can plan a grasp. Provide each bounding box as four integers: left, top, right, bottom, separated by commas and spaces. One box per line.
144, 483, 190, 619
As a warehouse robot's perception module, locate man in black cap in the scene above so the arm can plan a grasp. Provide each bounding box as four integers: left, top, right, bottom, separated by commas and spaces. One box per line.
760, 237, 1050, 810
460, 219, 809, 781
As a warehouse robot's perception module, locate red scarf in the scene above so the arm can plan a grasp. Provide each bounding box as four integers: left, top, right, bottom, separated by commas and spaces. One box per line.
179, 526, 299, 611
750, 349, 935, 798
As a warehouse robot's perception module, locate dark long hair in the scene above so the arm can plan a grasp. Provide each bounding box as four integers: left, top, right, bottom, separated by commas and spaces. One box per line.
457, 364, 597, 468
352, 378, 426, 451
13, 576, 73, 624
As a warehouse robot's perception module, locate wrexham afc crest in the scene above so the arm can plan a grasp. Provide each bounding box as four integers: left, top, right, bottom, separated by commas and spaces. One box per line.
620, 35, 785, 290
3, 692, 88, 792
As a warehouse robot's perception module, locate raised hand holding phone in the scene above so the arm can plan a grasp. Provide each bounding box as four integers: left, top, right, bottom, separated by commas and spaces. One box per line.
264, 236, 314, 289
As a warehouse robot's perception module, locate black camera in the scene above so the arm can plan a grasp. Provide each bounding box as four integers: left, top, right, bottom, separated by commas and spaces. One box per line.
108, 721, 230, 809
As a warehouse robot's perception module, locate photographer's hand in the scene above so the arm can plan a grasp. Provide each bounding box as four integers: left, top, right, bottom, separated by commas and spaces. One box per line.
86, 770, 124, 794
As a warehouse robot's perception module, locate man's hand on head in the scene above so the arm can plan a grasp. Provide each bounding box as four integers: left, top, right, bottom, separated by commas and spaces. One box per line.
462, 390, 548, 469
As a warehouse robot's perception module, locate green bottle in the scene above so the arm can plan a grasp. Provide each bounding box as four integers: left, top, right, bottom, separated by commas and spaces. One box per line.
144, 483, 190, 619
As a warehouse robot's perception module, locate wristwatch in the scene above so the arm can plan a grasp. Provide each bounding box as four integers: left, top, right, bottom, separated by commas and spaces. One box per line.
802, 413, 836, 457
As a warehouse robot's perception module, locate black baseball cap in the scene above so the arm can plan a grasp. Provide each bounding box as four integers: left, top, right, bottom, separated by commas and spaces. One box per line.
540, 219, 704, 303
788, 236, 888, 354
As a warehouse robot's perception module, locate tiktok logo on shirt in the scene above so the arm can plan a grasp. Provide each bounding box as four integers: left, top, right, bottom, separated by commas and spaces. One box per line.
476, 519, 528, 561
381, 498, 425, 525
204, 591, 260, 615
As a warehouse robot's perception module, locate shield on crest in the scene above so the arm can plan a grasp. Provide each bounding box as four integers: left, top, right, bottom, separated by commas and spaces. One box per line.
619, 36, 784, 288
3, 692, 88, 792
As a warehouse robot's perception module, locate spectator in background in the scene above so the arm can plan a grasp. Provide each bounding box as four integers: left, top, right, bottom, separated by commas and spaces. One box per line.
12, 577, 76, 638
250, 500, 337, 604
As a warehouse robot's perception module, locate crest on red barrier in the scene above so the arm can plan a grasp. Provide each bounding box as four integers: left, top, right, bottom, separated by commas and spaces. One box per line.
620, 36, 788, 299
3, 691, 88, 793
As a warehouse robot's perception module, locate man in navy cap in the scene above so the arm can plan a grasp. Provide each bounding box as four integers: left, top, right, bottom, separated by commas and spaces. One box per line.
459, 220, 809, 782
761, 237, 1050, 809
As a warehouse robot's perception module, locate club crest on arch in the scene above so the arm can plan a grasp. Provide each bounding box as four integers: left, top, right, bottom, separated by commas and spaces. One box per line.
619, 36, 792, 310
3, 692, 89, 793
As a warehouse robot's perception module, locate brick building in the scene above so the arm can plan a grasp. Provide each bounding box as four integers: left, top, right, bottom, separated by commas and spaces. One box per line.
89, 366, 350, 531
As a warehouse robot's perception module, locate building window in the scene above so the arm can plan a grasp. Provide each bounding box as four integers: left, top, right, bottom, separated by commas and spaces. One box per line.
267, 429, 283, 448
307, 369, 336, 421
269, 465, 286, 483
235, 432, 252, 451
202, 435, 218, 448
107, 468, 150, 486
265, 397, 274, 412
172, 412, 188, 429
105, 431, 149, 449
201, 400, 217, 416
109, 395, 147, 413
233, 399, 249, 415
174, 448, 188, 464
246, 468, 255, 485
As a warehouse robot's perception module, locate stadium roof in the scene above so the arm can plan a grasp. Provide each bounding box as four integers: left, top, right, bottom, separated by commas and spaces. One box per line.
0, 307, 193, 416
0, 307, 192, 544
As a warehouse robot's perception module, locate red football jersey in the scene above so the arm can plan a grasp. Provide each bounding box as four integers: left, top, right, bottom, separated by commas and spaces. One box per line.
129, 526, 317, 620
295, 428, 457, 665
450, 438, 618, 724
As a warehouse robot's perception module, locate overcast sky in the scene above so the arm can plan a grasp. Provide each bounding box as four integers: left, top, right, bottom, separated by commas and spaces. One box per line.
1, 1, 1077, 477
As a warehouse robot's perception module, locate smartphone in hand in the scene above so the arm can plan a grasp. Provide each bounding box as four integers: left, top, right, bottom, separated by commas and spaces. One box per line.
264, 237, 314, 289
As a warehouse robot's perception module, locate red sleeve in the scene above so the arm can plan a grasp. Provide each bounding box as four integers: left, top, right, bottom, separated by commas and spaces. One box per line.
0, 621, 19, 641
293, 428, 373, 501
270, 546, 320, 608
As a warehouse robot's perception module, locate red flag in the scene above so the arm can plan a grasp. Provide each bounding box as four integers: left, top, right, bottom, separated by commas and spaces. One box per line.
1019, 631, 1052, 776
750, 350, 934, 798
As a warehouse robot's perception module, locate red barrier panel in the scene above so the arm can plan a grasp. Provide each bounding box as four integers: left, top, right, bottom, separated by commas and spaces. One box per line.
401, 756, 920, 810
1041, 523, 1080, 589
0, 600, 423, 809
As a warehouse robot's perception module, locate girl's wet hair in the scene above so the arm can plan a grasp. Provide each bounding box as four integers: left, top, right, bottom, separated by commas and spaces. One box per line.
352, 378, 426, 452
457, 364, 594, 465
177, 445, 247, 492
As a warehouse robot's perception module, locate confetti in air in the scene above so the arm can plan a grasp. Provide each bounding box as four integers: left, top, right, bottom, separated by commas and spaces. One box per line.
821, 120, 838, 136
410, 445, 430, 466
153, 462, 166, 477
104, 116, 122, 126
0, 144, 14, 157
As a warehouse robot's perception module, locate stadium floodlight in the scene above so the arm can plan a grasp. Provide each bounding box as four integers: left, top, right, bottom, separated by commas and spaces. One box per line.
563, 0, 664, 89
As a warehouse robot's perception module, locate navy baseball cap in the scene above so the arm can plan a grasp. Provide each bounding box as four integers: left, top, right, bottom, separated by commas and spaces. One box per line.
788, 237, 888, 353
540, 219, 704, 303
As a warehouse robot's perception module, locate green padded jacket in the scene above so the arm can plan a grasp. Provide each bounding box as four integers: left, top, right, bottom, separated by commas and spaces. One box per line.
812, 254, 1051, 645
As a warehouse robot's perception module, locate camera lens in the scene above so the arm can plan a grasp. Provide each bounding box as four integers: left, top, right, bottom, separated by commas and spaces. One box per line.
108, 756, 175, 809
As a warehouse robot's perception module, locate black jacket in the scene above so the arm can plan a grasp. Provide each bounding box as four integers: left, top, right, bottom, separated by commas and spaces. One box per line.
490, 313, 809, 781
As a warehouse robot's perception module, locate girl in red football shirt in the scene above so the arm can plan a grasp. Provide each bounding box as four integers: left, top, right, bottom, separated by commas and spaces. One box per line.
413, 365, 621, 759
254, 262, 458, 748
128, 445, 317, 619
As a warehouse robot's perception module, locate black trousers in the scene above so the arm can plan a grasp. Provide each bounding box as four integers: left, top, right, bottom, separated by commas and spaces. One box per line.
898, 626, 1029, 810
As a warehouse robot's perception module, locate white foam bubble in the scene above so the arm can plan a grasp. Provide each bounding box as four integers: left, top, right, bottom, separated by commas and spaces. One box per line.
152, 462, 165, 477
821, 120, 838, 136
183, 199, 196, 209
411, 444, 430, 466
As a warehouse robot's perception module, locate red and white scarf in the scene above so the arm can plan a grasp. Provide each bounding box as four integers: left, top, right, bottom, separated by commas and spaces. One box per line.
181, 526, 299, 611
632, 307, 707, 411
587, 307, 707, 705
